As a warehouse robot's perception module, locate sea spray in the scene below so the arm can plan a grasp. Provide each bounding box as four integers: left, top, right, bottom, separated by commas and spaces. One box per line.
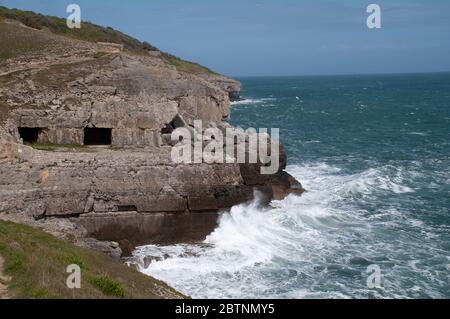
132, 162, 448, 298
132, 74, 450, 299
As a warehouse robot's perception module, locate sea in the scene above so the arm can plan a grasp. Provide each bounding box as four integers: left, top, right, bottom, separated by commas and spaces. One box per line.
131, 73, 450, 299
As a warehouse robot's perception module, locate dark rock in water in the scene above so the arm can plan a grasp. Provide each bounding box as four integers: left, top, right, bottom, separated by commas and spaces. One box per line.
74, 212, 220, 257
0, 15, 304, 256
77, 237, 122, 259
118, 239, 135, 258
229, 92, 243, 102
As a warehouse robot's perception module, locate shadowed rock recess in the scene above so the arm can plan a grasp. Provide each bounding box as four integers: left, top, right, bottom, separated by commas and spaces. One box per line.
0, 12, 304, 257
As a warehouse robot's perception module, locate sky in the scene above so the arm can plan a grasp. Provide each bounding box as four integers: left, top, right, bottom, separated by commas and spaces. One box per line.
1, 0, 450, 77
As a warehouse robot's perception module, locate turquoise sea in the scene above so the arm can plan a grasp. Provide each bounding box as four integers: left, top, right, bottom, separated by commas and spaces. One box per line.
134, 73, 450, 298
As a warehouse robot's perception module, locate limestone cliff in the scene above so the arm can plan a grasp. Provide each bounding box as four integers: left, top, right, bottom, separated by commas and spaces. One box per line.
0, 10, 302, 257
198, 73, 242, 102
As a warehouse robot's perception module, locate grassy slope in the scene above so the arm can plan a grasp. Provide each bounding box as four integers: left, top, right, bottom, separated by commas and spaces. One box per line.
0, 20, 58, 61
0, 220, 186, 299
0, 6, 216, 75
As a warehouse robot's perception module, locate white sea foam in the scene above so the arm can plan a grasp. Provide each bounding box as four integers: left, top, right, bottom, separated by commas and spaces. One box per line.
131, 163, 445, 299
231, 98, 275, 106
407, 132, 429, 136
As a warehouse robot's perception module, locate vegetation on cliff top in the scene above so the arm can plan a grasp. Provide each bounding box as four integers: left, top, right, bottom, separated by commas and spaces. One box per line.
0, 220, 185, 299
0, 5, 217, 75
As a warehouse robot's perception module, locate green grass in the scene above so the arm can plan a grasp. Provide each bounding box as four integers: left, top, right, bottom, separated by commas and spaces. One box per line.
0, 6, 153, 54
0, 21, 55, 62
30, 143, 57, 151
0, 50, 10, 60
88, 276, 124, 298
0, 6, 216, 75
161, 52, 218, 75
0, 220, 186, 299
31, 143, 88, 152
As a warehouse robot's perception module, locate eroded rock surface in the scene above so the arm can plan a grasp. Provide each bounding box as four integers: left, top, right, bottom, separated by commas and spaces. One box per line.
0, 19, 303, 256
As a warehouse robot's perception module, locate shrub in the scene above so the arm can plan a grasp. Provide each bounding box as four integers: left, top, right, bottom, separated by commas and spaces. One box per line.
88, 276, 125, 298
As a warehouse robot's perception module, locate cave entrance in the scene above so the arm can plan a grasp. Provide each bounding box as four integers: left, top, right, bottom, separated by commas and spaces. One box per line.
117, 205, 137, 212
84, 128, 112, 145
161, 114, 185, 134
18, 127, 41, 144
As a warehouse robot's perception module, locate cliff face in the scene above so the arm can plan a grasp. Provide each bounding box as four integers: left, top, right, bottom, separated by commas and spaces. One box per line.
0, 14, 302, 256
198, 73, 242, 102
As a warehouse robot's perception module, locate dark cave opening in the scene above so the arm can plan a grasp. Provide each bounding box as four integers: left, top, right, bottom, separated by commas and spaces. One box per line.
117, 205, 138, 212
161, 114, 185, 134
18, 127, 41, 144
84, 128, 112, 145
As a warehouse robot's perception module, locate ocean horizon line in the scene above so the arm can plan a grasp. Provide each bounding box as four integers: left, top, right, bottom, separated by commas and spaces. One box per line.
230, 70, 450, 79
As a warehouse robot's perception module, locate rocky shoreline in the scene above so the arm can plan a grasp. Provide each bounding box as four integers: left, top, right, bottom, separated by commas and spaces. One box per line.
0, 14, 304, 259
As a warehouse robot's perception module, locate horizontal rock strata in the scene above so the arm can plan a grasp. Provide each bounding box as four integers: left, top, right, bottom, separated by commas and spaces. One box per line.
0, 18, 303, 257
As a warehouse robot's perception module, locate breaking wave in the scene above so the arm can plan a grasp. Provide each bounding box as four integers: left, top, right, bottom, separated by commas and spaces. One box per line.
231, 98, 275, 106
131, 163, 449, 299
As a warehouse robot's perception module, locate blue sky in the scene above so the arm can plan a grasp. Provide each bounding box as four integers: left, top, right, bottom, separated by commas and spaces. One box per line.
1, 0, 450, 76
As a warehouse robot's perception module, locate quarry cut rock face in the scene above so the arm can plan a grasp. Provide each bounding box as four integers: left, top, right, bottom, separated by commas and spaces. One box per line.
0, 19, 303, 256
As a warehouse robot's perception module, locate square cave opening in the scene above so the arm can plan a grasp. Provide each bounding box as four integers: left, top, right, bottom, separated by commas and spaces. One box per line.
83, 128, 112, 145
18, 127, 41, 144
